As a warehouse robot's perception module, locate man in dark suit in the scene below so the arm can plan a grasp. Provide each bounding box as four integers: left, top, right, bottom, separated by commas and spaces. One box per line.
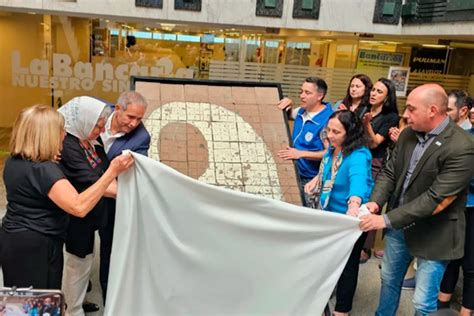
99, 91, 150, 303
359, 84, 474, 316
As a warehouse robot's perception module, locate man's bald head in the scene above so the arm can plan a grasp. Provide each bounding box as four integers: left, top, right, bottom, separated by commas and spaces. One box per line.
410, 84, 448, 114
404, 84, 449, 132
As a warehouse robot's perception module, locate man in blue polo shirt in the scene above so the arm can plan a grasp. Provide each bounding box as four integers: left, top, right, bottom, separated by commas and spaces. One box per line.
278, 76, 333, 206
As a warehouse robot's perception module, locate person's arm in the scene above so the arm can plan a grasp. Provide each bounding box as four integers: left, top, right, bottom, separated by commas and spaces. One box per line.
362, 134, 474, 231
363, 113, 399, 149
48, 154, 133, 218
389, 127, 401, 142
104, 180, 117, 198
345, 151, 371, 216
304, 175, 320, 194
277, 146, 326, 161
277, 97, 293, 111
386, 144, 474, 228
362, 113, 385, 148
277, 97, 300, 120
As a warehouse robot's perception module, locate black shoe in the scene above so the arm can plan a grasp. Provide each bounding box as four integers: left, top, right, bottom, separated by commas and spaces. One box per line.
437, 300, 450, 309
82, 301, 100, 313
402, 277, 416, 290
87, 280, 92, 293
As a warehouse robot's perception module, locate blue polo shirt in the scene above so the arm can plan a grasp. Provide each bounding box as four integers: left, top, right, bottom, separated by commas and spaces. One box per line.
292, 102, 333, 179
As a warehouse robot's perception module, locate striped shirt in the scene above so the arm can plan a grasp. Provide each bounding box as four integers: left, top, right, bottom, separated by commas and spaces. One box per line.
399, 116, 450, 205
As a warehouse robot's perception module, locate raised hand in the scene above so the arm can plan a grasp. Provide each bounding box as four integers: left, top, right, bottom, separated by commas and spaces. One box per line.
389, 127, 401, 142
277, 97, 294, 111
362, 112, 373, 126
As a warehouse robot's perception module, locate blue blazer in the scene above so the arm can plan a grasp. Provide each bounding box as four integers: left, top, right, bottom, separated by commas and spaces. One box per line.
107, 122, 150, 160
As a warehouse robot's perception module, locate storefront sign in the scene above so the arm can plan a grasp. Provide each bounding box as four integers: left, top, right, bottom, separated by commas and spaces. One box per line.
356, 49, 405, 69
409, 47, 447, 74
10, 51, 193, 93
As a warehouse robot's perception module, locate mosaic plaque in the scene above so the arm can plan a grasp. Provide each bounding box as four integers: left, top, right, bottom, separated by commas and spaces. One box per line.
133, 77, 302, 205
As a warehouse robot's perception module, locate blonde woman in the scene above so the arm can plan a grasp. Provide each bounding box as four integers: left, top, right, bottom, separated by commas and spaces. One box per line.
0, 105, 133, 290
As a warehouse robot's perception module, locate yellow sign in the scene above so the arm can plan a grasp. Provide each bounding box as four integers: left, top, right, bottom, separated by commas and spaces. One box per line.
356, 49, 404, 69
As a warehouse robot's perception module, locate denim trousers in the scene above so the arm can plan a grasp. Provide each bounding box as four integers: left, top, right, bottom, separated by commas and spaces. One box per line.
375, 229, 448, 316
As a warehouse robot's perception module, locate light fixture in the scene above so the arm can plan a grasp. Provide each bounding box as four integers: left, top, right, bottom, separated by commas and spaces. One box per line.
421, 44, 447, 49
161, 23, 176, 31
382, 41, 403, 45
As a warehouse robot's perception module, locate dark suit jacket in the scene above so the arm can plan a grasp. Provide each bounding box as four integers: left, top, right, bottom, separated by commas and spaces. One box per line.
107, 122, 150, 160
371, 120, 474, 260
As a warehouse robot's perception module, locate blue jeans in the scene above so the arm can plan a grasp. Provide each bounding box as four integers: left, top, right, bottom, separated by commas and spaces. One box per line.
376, 229, 448, 316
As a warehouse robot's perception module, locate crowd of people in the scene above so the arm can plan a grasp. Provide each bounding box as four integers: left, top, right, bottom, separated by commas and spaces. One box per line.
279, 76, 474, 316
0, 75, 473, 316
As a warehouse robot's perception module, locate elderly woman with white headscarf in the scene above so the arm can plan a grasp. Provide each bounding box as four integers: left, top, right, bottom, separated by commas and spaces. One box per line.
57, 96, 117, 316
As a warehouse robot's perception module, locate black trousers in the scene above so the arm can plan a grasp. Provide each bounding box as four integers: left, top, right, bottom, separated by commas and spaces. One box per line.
440, 207, 474, 309
335, 232, 368, 313
0, 227, 64, 289
99, 207, 116, 303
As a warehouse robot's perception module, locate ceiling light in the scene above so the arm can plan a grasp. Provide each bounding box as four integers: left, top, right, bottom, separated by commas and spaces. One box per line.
161, 23, 175, 31
421, 44, 447, 48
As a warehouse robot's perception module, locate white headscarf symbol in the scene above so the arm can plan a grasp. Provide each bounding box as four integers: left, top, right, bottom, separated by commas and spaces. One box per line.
58, 96, 108, 141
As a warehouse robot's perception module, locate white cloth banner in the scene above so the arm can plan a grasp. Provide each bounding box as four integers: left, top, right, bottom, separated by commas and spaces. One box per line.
105, 153, 362, 316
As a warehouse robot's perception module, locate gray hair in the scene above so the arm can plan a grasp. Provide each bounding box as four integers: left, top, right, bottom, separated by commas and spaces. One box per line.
98, 105, 113, 121
117, 91, 148, 111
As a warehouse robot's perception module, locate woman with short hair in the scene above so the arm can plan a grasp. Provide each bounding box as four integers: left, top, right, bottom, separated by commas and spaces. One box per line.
0, 105, 133, 289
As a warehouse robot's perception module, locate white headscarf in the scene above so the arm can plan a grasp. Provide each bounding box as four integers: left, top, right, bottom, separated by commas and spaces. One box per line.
58, 96, 108, 141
